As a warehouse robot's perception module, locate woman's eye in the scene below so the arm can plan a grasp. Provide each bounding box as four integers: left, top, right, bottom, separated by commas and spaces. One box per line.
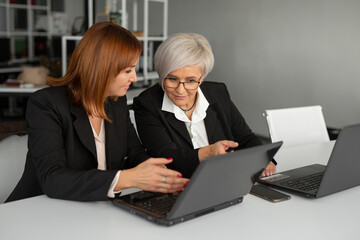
126, 69, 132, 73
188, 79, 197, 83
168, 78, 178, 81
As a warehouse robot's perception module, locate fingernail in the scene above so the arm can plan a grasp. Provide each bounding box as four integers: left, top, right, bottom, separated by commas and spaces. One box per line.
167, 158, 173, 160
177, 174, 182, 178
176, 190, 182, 193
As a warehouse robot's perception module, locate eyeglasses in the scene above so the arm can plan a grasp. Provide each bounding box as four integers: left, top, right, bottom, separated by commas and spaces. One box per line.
164, 75, 202, 90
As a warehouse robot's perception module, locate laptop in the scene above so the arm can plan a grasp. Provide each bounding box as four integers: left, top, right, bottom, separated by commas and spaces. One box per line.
258, 124, 360, 198
112, 142, 282, 226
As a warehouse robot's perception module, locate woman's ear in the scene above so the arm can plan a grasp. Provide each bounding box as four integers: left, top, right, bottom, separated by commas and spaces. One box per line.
199, 76, 204, 86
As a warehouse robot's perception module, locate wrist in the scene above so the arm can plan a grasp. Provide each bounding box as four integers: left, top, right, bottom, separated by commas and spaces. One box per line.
198, 145, 212, 162
114, 169, 133, 191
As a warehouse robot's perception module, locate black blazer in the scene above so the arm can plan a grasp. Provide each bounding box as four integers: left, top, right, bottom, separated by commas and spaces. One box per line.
6, 86, 149, 202
133, 82, 262, 178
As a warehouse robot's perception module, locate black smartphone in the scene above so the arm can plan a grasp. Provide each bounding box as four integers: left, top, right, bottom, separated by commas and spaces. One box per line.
250, 184, 291, 203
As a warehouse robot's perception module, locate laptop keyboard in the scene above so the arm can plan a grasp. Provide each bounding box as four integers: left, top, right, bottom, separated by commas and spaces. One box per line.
280, 172, 324, 192
134, 194, 179, 216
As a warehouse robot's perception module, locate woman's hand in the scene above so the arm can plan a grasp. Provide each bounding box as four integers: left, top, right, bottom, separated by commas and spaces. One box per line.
260, 161, 276, 177
198, 140, 239, 161
115, 158, 189, 193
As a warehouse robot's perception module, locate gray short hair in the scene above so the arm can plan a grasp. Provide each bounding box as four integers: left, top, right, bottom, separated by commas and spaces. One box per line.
154, 33, 214, 88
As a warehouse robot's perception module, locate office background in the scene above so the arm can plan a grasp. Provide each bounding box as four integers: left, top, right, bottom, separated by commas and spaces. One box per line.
99, 0, 360, 136
165, 0, 360, 136
2, 0, 360, 136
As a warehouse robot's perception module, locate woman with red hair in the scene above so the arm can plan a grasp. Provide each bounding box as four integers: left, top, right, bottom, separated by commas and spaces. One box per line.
6, 22, 188, 202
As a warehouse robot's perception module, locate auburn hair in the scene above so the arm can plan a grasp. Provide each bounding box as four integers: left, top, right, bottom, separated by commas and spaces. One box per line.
47, 22, 142, 121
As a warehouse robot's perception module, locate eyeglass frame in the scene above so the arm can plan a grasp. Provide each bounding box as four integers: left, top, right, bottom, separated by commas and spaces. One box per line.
164, 75, 203, 90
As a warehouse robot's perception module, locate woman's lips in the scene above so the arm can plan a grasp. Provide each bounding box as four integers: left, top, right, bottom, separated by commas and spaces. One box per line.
174, 95, 186, 100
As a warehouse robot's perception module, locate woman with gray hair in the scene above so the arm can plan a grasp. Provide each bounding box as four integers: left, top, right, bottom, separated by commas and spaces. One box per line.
133, 33, 276, 178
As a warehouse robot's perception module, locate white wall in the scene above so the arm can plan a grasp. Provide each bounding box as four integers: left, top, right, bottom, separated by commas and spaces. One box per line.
168, 0, 360, 136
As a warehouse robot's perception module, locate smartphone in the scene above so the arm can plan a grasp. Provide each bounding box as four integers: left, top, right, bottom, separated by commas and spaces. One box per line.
250, 184, 291, 203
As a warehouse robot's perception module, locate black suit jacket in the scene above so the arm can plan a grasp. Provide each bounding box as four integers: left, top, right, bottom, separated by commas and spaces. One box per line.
133, 82, 262, 178
6, 86, 149, 202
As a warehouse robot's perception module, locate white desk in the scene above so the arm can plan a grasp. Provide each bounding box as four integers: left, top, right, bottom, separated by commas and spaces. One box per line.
0, 84, 47, 96
0, 84, 48, 117
1, 141, 359, 240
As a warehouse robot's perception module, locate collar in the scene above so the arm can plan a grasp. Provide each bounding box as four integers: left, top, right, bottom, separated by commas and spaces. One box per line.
162, 87, 209, 123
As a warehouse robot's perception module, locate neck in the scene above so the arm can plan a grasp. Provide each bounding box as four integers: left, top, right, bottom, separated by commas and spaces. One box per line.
179, 92, 198, 115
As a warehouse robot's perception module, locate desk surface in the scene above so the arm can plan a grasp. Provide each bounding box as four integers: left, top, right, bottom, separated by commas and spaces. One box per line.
1, 141, 359, 240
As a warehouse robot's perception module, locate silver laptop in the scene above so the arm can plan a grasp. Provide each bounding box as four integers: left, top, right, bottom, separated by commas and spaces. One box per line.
112, 142, 282, 226
258, 124, 360, 198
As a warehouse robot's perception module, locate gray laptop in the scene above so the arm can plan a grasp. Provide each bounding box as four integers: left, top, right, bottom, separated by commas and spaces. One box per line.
258, 124, 360, 198
112, 142, 282, 226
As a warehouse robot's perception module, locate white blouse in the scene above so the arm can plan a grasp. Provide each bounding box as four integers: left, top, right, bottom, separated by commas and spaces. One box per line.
161, 88, 210, 149
89, 118, 120, 198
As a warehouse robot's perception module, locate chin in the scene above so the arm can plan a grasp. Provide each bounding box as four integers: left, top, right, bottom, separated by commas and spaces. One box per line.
173, 98, 188, 105
109, 90, 127, 97
120, 88, 129, 94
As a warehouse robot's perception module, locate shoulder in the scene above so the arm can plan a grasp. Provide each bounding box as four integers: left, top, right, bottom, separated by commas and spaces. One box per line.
133, 84, 163, 108
32, 85, 67, 97
26, 86, 71, 126
201, 81, 228, 94
29, 86, 68, 107
200, 81, 230, 102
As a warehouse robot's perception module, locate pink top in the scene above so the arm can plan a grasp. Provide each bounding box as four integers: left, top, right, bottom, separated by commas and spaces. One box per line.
89, 118, 121, 198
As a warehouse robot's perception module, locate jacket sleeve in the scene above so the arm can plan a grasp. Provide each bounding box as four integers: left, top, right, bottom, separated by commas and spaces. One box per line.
133, 96, 199, 178
26, 90, 119, 201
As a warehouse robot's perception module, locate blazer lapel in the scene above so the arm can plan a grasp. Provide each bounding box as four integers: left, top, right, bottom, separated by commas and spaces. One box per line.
204, 105, 218, 144
104, 101, 125, 170
70, 103, 97, 159
164, 111, 193, 146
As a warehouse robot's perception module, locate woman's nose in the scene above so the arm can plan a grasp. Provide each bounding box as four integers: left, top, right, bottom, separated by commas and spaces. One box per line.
130, 72, 137, 83
175, 82, 187, 93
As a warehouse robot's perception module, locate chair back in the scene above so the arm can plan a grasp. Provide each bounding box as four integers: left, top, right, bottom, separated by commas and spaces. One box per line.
264, 105, 330, 147
0, 135, 27, 203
